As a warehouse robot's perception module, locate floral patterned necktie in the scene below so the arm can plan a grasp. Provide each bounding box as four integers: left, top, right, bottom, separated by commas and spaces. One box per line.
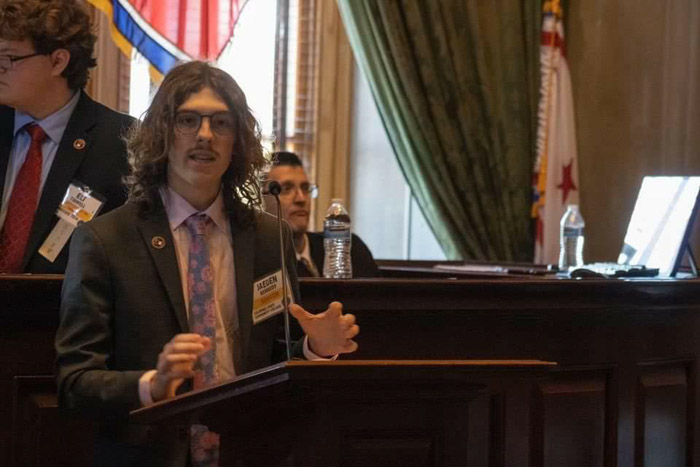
184, 213, 220, 466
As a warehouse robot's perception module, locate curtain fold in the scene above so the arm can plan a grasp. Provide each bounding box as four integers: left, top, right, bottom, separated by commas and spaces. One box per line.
337, 0, 541, 260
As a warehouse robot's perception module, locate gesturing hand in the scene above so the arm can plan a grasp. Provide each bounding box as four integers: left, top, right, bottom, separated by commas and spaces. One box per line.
150, 333, 210, 402
288, 301, 359, 358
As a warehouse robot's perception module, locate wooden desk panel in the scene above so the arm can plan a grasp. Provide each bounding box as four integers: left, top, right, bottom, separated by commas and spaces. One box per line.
299, 278, 700, 467
2, 276, 699, 466
0, 276, 62, 467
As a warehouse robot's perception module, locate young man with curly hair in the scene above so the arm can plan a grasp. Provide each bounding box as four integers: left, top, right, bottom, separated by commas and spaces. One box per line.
0, 0, 133, 273
56, 61, 359, 466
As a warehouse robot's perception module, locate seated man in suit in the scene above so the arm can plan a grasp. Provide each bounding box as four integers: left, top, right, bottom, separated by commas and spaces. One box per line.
268, 151, 380, 277
0, 0, 134, 274
56, 61, 359, 467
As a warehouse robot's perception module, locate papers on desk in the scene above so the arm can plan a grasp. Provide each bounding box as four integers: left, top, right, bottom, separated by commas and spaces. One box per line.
433, 264, 508, 274
432, 263, 556, 276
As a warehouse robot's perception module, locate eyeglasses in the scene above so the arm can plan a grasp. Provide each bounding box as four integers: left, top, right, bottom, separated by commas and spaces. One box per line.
174, 111, 235, 136
0, 52, 46, 73
279, 182, 318, 199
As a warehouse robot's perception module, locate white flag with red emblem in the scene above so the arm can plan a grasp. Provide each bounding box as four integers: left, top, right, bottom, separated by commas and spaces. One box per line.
532, 0, 580, 265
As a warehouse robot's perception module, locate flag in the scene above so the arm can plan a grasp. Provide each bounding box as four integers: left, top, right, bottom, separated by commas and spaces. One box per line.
532, 0, 580, 265
88, 0, 248, 80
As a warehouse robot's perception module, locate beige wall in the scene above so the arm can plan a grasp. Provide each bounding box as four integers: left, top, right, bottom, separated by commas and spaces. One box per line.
86, 4, 130, 113
568, 0, 700, 261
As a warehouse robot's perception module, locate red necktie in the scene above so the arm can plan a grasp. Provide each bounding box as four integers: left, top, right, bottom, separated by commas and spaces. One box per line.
0, 124, 47, 273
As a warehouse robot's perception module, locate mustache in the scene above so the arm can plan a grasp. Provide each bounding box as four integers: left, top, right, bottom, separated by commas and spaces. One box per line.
187, 146, 217, 156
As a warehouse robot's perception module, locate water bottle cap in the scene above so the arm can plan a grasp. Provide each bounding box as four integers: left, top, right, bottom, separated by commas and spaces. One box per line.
331, 198, 343, 204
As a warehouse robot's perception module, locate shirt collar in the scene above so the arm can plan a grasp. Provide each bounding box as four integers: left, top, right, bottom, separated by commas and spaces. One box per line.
298, 233, 312, 261
160, 186, 229, 233
13, 90, 81, 143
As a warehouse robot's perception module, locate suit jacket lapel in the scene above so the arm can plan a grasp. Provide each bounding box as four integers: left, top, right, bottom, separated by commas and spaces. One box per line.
309, 232, 325, 272
22, 92, 95, 269
0, 106, 14, 197
137, 204, 189, 333
231, 217, 255, 373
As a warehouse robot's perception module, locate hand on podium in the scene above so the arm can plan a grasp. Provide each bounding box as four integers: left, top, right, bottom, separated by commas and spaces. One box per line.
289, 301, 359, 358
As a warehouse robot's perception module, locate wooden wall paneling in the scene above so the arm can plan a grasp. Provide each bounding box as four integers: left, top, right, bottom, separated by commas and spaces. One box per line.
0, 279, 61, 467
530, 368, 613, 467
293, 368, 544, 467
12, 376, 95, 467
691, 360, 699, 467
6, 277, 700, 465
464, 393, 495, 467
614, 365, 637, 467
312, 0, 354, 231
503, 381, 532, 467
86, 5, 130, 113
309, 385, 473, 466
567, 0, 700, 261
332, 402, 444, 467
635, 361, 693, 467
488, 393, 506, 467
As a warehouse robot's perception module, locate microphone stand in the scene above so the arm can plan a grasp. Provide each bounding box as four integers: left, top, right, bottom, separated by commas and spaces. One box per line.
266, 181, 292, 360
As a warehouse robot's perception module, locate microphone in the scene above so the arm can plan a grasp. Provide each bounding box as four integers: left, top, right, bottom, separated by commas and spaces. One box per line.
267, 180, 292, 360
266, 180, 282, 197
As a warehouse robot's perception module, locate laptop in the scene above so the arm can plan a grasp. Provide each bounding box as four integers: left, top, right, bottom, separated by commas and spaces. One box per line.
576, 176, 700, 278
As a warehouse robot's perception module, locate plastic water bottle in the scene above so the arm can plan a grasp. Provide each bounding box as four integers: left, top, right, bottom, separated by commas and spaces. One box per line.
559, 204, 585, 270
323, 199, 352, 278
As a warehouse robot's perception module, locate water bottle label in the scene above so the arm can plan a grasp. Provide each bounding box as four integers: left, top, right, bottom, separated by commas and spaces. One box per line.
563, 227, 584, 238
324, 226, 351, 240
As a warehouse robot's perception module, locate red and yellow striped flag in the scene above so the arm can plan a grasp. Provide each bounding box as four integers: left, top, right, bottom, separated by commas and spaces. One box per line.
532, 0, 580, 264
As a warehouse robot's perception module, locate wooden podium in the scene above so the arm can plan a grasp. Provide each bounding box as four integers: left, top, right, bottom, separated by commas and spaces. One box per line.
130, 360, 554, 466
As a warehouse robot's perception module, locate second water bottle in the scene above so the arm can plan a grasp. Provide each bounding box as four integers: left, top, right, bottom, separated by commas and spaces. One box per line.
558, 204, 585, 270
323, 199, 352, 279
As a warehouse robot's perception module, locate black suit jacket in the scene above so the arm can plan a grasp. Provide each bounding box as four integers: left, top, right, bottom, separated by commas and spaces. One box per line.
0, 92, 134, 273
299, 232, 380, 278
55, 200, 301, 466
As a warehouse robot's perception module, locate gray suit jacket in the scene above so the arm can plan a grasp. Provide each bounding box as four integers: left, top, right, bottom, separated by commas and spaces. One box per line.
55, 199, 301, 466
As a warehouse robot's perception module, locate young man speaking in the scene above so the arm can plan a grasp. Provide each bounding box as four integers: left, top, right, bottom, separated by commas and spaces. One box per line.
56, 61, 358, 467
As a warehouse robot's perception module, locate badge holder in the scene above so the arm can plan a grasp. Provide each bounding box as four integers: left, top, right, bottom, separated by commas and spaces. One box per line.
252, 270, 294, 325
38, 181, 104, 263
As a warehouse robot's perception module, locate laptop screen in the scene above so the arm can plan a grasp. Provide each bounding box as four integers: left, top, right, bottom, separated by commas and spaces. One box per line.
617, 176, 700, 276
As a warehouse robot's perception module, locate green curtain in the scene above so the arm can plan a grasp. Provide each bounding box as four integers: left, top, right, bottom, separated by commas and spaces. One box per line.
337, 0, 541, 261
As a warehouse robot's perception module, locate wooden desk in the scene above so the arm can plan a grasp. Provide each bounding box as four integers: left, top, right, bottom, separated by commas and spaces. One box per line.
131, 360, 555, 466
2, 275, 700, 466
300, 278, 700, 467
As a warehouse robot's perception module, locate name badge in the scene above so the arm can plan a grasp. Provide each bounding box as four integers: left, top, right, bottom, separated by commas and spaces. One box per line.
38, 182, 105, 263
252, 269, 294, 325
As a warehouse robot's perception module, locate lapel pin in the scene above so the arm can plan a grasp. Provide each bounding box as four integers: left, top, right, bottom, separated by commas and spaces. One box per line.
151, 236, 166, 249
73, 139, 86, 150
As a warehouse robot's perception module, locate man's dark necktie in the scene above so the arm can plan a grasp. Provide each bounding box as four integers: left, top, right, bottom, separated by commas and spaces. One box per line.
298, 256, 320, 277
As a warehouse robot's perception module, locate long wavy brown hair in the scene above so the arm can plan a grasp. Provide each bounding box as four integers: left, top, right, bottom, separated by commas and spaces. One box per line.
125, 61, 265, 225
0, 0, 97, 90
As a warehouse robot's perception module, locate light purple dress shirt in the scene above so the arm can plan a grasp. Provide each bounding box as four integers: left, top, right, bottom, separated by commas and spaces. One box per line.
138, 186, 331, 406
